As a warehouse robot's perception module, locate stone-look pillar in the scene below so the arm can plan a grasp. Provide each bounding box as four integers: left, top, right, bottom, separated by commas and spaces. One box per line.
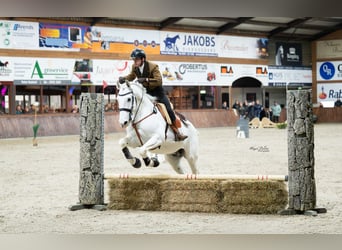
281, 90, 326, 216
69, 93, 106, 211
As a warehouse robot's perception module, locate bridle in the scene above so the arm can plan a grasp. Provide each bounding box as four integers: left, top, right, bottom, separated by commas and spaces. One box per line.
118, 83, 157, 145
118, 89, 136, 123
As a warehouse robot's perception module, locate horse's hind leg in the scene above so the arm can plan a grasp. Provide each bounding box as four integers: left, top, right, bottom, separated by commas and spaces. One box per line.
165, 153, 184, 174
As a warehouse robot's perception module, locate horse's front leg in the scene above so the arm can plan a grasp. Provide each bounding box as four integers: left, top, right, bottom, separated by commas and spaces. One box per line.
119, 137, 141, 168
139, 135, 162, 167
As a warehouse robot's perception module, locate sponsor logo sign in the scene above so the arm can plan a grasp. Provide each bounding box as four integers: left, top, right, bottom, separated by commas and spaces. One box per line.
0, 20, 39, 49
317, 61, 342, 81
160, 31, 218, 56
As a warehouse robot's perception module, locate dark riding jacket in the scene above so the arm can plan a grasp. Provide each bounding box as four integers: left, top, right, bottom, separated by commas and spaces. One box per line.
125, 61, 164, 97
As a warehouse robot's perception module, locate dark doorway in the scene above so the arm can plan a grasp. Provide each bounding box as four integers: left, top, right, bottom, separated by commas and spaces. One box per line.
232, 77, 262, 88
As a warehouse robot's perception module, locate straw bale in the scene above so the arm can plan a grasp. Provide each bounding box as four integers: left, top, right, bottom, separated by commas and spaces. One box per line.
107, 177, 288, 214
220, 180, 288, 214
160, 179, 221, 213
107, 178, 162, 210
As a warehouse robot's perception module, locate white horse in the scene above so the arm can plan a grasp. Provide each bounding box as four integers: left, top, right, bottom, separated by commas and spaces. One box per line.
275, 45, 284, 66
116, 80, 199, 174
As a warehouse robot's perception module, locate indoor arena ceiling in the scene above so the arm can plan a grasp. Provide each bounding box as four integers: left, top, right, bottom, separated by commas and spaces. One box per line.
21, 17, 342, 42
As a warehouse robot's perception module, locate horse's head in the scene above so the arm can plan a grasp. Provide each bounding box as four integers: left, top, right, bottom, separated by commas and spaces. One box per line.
117, 81, 135, 128
117, 80, 155, 128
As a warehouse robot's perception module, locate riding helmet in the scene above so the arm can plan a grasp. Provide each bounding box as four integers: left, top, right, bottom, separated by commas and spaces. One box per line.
130, 48, 146, 59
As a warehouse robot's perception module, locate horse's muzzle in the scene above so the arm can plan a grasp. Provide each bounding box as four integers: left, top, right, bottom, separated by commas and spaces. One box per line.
121, 121, 129, 128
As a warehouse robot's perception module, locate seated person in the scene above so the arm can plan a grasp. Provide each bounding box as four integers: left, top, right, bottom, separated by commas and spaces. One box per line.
334, 98, 342, 107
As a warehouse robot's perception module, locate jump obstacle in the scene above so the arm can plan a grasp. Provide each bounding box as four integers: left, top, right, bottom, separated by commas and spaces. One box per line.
69, 92, 326, 215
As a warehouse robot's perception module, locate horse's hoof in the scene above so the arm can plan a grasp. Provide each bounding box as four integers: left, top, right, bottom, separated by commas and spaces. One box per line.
151, 157, 160, 167
132, 158, 141, 168
143, 157, 151, 166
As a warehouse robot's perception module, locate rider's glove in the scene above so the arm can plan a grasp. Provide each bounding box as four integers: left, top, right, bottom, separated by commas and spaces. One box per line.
118, 77, 126, 84
138, 78, 149, 87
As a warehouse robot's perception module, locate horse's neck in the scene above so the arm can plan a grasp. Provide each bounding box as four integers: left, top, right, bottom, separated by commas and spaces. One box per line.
132, 87, 155, 120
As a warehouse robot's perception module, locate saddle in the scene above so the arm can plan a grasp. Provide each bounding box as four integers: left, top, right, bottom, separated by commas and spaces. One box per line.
155, 103, 181, 128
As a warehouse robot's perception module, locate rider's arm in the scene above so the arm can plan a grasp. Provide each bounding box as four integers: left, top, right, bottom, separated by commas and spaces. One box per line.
125, 65, 137, 81
147, 64, 162, 88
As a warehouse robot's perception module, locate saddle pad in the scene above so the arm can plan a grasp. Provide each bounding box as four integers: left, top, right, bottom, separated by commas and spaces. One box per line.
156, 103, 172, 125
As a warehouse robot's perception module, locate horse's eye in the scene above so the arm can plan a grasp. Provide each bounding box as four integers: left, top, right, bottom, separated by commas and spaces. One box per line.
127, 98, 131, 102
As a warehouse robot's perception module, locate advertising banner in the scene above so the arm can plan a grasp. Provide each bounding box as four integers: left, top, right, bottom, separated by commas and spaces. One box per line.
91, 60, 131, 85
13, 58, 75, 85
317, 61, 342, 81
157, 61, 219, 86
268, 66, 312, 87
217, 36, 269, 59
0, 20, 39, 49
39, 23, 91, 50
317, 83, 342, 104
0, 57, 14, 81
160, 31, 218, 57
275, 42, 302, 66
217, 64, 269, 86
317, 39, 342, 59
89, 26, 160, 55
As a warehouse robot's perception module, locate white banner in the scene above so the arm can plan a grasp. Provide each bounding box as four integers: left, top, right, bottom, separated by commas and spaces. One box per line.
0, 57, 14, 81
13, 58, 75, 85
0, 20, 39, 49
90, 26, 160, 55
157, 61, 219, 86
317, 83, 342, 103
160, 31, 218, 57
317, 40, 342, 59
317, 61, 342, 81
91, 60, 131, 85
217, 64, 269, 86
218, 36, 269, 59
268, 66, 312, 87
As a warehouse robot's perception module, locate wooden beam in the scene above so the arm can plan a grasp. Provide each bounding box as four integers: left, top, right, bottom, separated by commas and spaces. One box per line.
105, 173, 288, 181
309, 22, 342, 41
217, 17, 254, 34
268, 17, 312, 38
159, 17, 183, 30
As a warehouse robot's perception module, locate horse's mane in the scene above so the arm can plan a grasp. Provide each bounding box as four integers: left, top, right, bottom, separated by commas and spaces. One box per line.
129, 82, 157, 103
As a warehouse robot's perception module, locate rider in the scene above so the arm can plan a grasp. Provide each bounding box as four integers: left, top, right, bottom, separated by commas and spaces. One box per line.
119, 48, 188, 141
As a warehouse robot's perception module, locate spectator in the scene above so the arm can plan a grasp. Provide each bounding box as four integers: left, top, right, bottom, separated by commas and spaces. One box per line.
334, 98, 342, 107
23, 106, 31, 114
43, 105, 49, 113
259, 107, 267, 120
239, 100, 249, 118
15, 104, 23, 114
247, 101, 255, 121
270, 101, 281, 123
71, 105, 79, 113
253, 99, 263, 119
232, 100, 240, 110
222, 101, 228, 110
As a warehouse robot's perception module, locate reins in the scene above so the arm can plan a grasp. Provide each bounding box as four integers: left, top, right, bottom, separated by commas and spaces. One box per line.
120, 83, 157, 146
